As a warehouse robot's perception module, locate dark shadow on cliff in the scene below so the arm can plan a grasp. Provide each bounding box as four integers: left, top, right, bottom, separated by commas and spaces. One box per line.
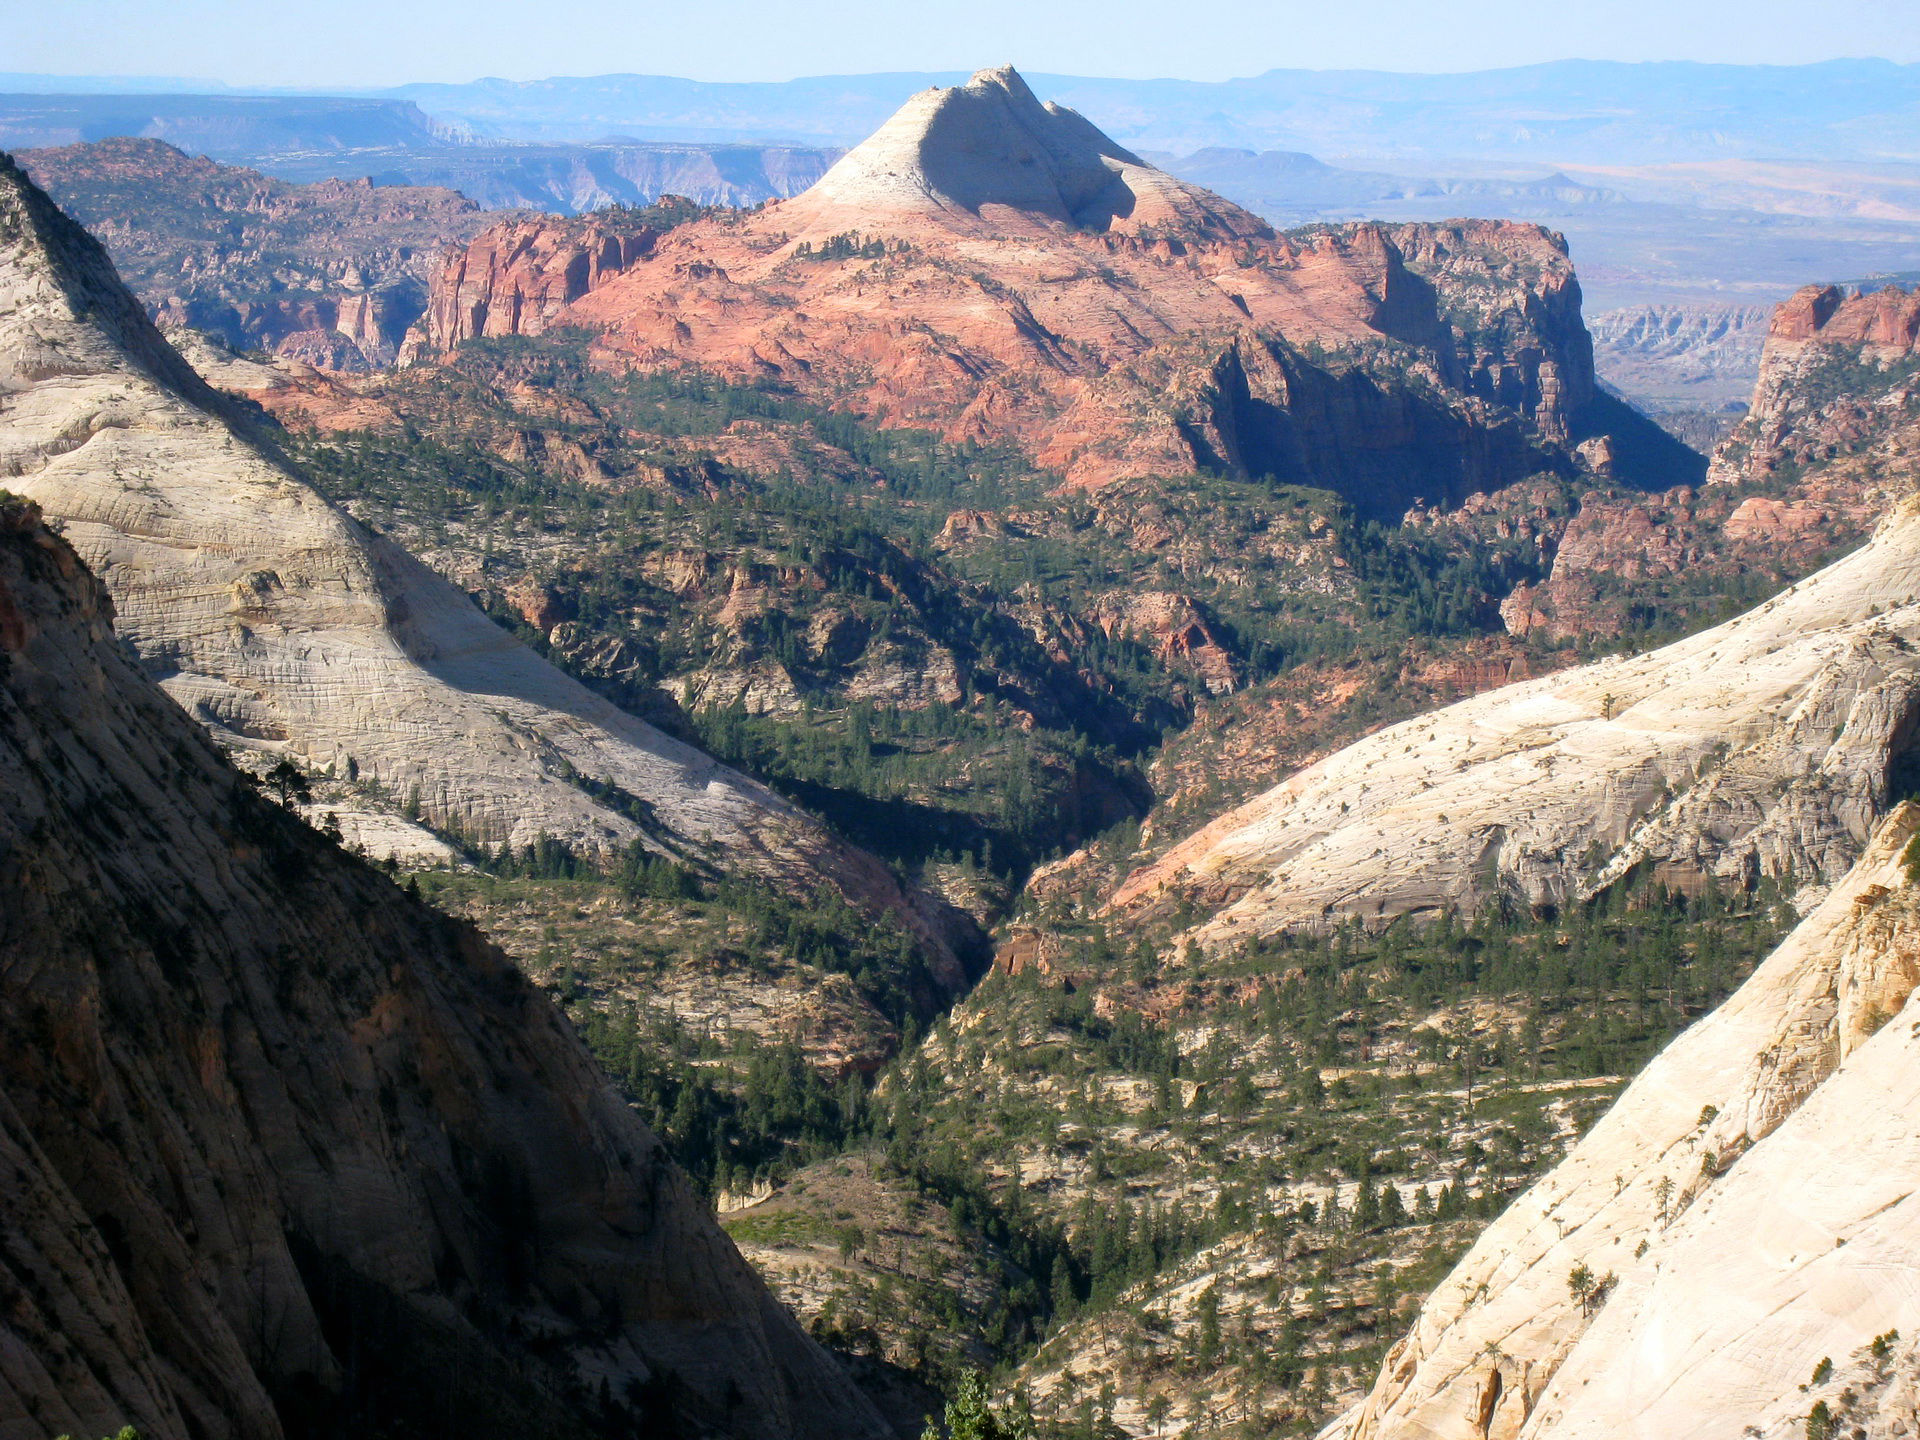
1574, 390, 1709, 490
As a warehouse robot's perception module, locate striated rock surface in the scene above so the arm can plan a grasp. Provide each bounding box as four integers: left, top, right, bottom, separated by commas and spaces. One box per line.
409, 68, 1632, 511
0, 152, 961, 969
1115, 494, 1920, 941
18, 138, 487, 368
1586, 302, 1770, 411
1322, 806, 1920, 1440
400, 201, 699, 359
0, 495, 890, 1440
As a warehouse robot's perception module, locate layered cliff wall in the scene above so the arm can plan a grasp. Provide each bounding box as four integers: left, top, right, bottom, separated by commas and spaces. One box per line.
402, 207, 676, 357
0, 496, 890, 1440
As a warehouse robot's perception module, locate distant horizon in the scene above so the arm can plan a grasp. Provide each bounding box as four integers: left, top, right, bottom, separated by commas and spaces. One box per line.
13, 0, 1920, 91
5, 54, 1920, 98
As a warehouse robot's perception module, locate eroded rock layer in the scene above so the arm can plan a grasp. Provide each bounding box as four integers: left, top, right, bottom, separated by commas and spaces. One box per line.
0, 496, 890, 1440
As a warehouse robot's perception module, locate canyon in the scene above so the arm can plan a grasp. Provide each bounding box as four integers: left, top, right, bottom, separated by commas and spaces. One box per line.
3, 51, 1920, 1440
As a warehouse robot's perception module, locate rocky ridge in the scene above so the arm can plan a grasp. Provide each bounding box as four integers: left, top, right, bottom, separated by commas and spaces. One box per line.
1322, 804, 1920, 1440
0, 494, 890, 1440
0, 150, 961, 970
1115, 493, 1920, 942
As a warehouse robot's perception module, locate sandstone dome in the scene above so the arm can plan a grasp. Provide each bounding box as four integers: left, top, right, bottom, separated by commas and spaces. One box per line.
778, 65, 1269, 241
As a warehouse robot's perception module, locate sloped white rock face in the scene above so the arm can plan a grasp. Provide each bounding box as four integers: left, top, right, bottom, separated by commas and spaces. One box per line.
1322, 806, 1920, 1440
1117, 497, 1920, 942
779, 65, 1267, 242
0, 152, 939, 936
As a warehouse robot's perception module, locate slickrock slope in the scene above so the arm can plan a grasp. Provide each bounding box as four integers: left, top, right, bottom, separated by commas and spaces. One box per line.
18, 138, 488, 368
1115, 495, 1920, 940
412, 68, 1623, 509
1322, 806, 1920, 1440
0, 496, 890, 1440
0, 152, 957, 966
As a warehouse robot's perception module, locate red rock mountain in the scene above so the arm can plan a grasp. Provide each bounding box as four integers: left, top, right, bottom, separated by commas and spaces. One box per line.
407, 67, 1638, 516
1711, 281, 1920, 488
0, 497, 889, 1440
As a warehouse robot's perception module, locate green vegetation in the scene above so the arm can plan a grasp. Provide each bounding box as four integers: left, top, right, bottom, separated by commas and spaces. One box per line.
921, 1373, 1036, 1440
275, 328, 1867, 1434
416, 846, 1787, 1426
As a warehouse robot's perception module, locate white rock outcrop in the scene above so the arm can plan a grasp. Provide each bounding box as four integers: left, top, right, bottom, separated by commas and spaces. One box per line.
777, 65, 1268, 243
0, 152, 947, 947
1116, 495, 1920, 941
1322, 805, 1920, 1440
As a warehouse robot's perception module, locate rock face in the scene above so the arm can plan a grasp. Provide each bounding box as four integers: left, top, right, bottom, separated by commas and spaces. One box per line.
409, 68, 1632, 512
1711, 282, 1920, 488
1115, 494, 1920, 941
0, 152, 959, 967
17, 138, 489, 368
1321, 805, 1920, 1440
401, 205, 683, 358
0, 496, 891, 1440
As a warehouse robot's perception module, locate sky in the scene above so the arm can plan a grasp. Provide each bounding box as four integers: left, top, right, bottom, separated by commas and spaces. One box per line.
9, 0, 1920, 88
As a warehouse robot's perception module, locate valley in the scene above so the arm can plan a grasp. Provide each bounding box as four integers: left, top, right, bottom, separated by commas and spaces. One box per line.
1, 48, 1918, 1440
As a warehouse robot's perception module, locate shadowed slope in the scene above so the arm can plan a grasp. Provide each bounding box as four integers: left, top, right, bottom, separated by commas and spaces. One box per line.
0, 497, 891, 1440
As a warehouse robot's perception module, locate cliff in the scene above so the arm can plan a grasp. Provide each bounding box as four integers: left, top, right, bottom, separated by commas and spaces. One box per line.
0, 496, 891, 1440
0, 151, 962, 972
406, 68, 1636, 514
400, 204, 691, 362
1322, 806, 1920, 1440
1710, 282, 1920, 489
1114, 493, 1920, 940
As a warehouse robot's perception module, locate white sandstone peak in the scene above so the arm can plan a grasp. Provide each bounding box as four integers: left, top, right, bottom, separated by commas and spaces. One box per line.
780, 64, 1267, 241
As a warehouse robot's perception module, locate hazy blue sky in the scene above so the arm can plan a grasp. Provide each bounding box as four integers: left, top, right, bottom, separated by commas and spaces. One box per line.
12, 0, 1920, 87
